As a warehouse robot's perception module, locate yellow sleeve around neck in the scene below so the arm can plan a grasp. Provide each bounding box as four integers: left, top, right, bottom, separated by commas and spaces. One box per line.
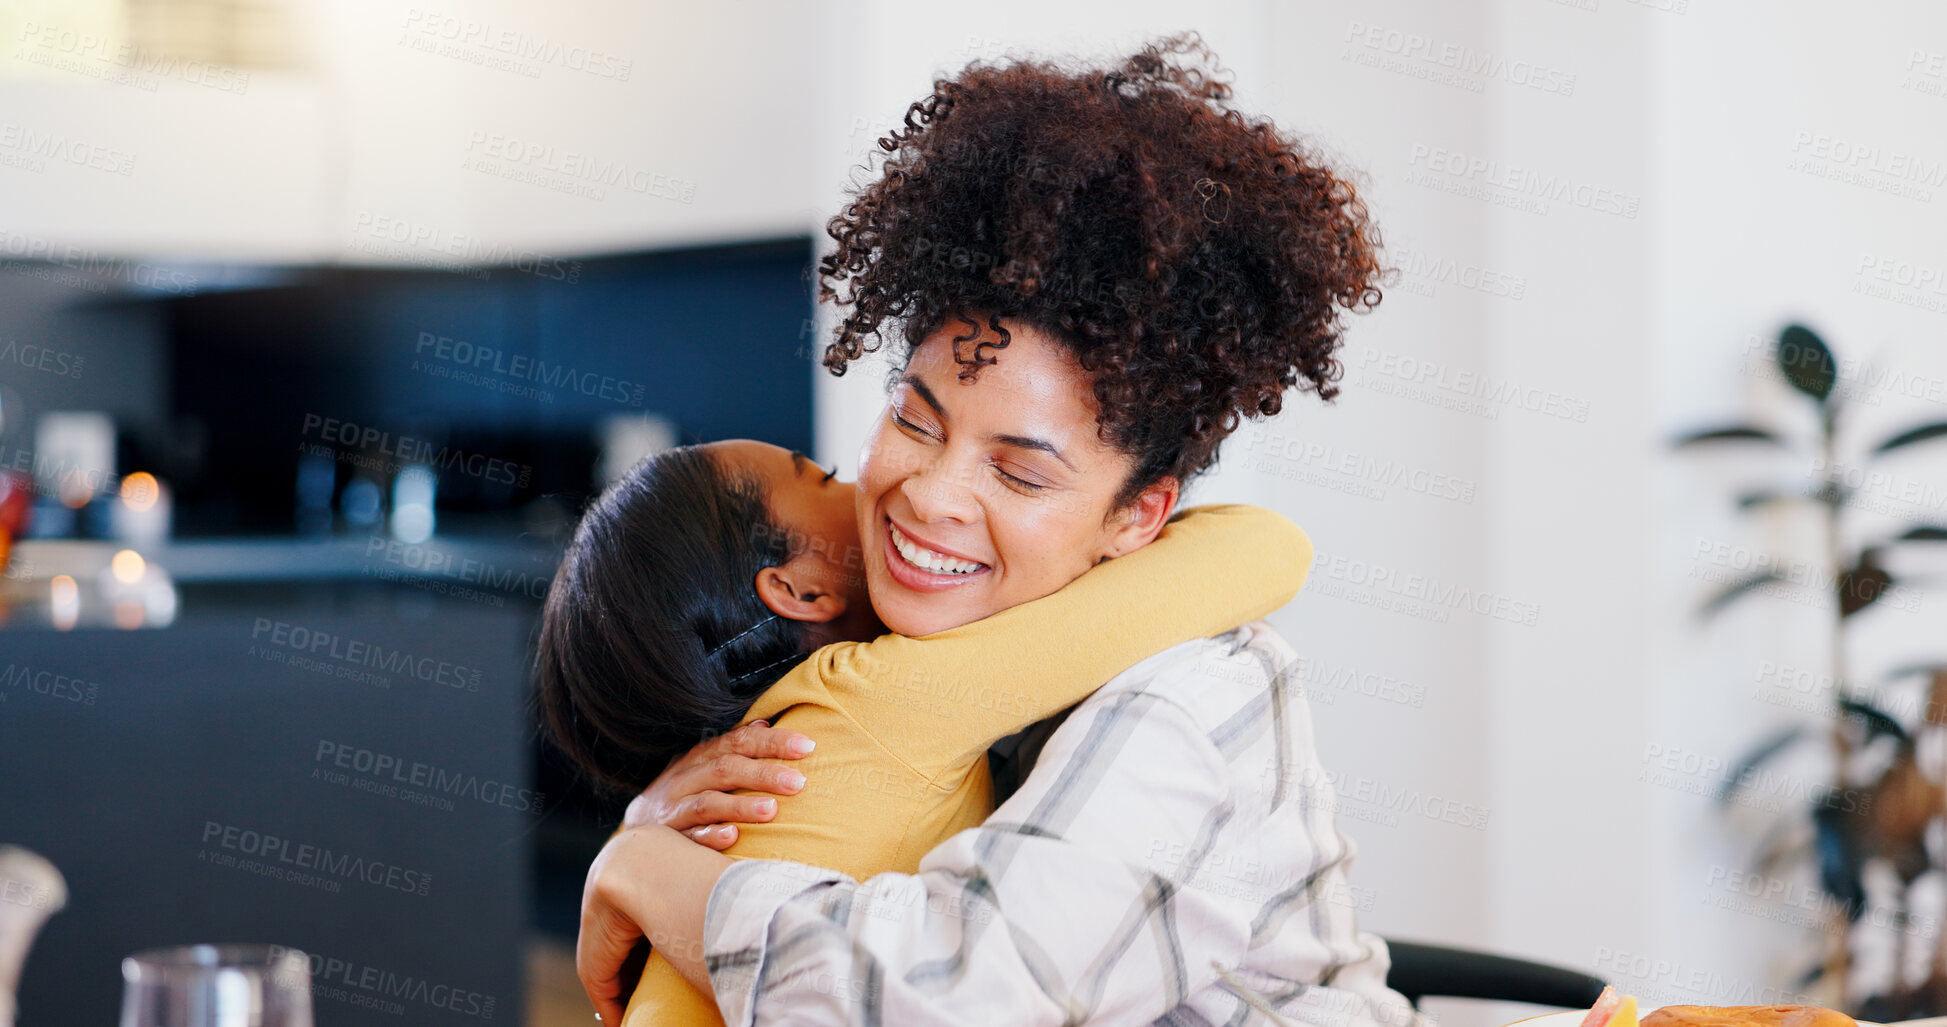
746, 502, 1313, 779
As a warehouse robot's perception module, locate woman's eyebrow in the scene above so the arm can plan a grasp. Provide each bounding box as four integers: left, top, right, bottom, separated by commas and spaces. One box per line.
902, 372, 1073, 471
788, 450, 811, 476
992, 433, 1076, 472
901, 374, 947, 417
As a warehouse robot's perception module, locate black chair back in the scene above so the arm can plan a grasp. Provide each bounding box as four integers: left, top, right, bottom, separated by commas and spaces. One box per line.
1385, 939, 1609, 1008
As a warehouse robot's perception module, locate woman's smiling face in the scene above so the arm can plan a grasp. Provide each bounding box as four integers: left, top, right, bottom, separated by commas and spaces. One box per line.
854, 315, 1177, 637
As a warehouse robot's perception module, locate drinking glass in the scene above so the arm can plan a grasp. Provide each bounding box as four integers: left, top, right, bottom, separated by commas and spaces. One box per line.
119, 944, 312, 1027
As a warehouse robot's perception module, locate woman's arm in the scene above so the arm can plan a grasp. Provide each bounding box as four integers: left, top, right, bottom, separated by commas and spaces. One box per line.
694, 635, 1413, 1027
695, 695, 1242, 1027
821, 503, 1313, 774
577, 824, 731, 1023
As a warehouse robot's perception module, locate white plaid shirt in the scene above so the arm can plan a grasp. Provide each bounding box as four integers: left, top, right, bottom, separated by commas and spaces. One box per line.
702, 620, 1423, 1027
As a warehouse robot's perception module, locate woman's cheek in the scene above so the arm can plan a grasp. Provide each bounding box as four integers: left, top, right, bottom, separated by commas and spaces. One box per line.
1009, 502, 1100, 583
986, 508, 1051, 589
858, 424, 921, 490
855, 421, 889, 485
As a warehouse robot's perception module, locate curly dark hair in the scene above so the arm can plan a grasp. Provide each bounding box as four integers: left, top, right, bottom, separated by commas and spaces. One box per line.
817, 32, 1384, 506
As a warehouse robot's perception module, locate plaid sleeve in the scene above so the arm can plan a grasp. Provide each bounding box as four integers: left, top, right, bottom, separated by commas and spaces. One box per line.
702, 858, 851, 1027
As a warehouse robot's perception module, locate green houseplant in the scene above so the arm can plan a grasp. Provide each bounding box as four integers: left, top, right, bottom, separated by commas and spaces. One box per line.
1674, 323, 1947, 1015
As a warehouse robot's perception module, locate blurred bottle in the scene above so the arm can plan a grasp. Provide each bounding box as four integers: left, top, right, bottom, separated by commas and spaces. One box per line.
0, 846, 68, 1027
27, 411, 114, 541
0, 390, 28, 574
0, 470, 27, 580
111, 471, 172, 548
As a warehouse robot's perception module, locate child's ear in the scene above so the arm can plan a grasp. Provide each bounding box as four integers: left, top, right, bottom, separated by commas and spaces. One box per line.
754, 564, 849, 624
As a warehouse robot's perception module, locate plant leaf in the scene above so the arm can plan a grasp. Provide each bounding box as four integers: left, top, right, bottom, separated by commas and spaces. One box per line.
1672, 425, 1788, 448
1700, 570, 1787, 618
1882, 661, 1947, 682
1838, 548, 1892, 619
1839, 696, 1910, 745
1810, 803, 1866, 922
1716, 725, 1806, 804
1737, 486, 1847, 510
1873, 421, 1947, 456
1777, 324, 1837, 403
1736, 490, 1809, 510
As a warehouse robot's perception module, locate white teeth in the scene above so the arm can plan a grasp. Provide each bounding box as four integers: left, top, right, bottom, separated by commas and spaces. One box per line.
889, 523, 985, 575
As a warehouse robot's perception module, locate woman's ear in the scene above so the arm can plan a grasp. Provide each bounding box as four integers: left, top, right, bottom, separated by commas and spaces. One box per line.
1102, 476, 1180, 559
753, 563, 849, 624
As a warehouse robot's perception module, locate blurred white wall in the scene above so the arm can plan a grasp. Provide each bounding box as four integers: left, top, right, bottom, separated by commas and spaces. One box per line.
4, 0, 1946, 1018
0, 0, 821, 259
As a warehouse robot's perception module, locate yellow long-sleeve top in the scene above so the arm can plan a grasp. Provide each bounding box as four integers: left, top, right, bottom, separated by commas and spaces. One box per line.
621, 503, 1315, 1026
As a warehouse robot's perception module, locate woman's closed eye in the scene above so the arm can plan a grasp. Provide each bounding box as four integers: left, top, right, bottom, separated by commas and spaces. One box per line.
889, 402, 1050, 493
890, 408, 938, 441
994, 465, 1049, 493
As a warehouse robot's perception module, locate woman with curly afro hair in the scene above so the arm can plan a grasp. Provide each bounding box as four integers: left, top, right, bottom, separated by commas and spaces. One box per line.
818, 31, 1382, 508
576, 31, 1416, 1027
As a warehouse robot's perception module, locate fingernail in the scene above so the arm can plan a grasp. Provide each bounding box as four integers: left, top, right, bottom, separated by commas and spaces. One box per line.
752, 719, 769, 727
754, 798, 777, 815
789, 737, 816, 756
782, 770, 806, 790
713, 824, 733, 837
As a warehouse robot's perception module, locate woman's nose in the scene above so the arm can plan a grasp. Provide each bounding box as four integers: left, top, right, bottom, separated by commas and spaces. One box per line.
899, 452, 980, 524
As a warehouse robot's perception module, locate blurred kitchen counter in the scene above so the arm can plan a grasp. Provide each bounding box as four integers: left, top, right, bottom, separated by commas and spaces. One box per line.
8, 534, 562, 585
1, 534, 563, 629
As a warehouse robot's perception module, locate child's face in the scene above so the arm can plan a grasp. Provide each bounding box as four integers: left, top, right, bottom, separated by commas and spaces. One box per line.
703, 440, 874, 631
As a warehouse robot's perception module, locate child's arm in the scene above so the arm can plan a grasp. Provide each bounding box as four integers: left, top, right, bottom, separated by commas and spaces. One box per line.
826, 503, 1313, 777
618, 950, 723, 1027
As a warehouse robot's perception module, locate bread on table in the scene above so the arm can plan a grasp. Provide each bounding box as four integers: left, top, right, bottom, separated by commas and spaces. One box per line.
1640, 1007, 1855, 1027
